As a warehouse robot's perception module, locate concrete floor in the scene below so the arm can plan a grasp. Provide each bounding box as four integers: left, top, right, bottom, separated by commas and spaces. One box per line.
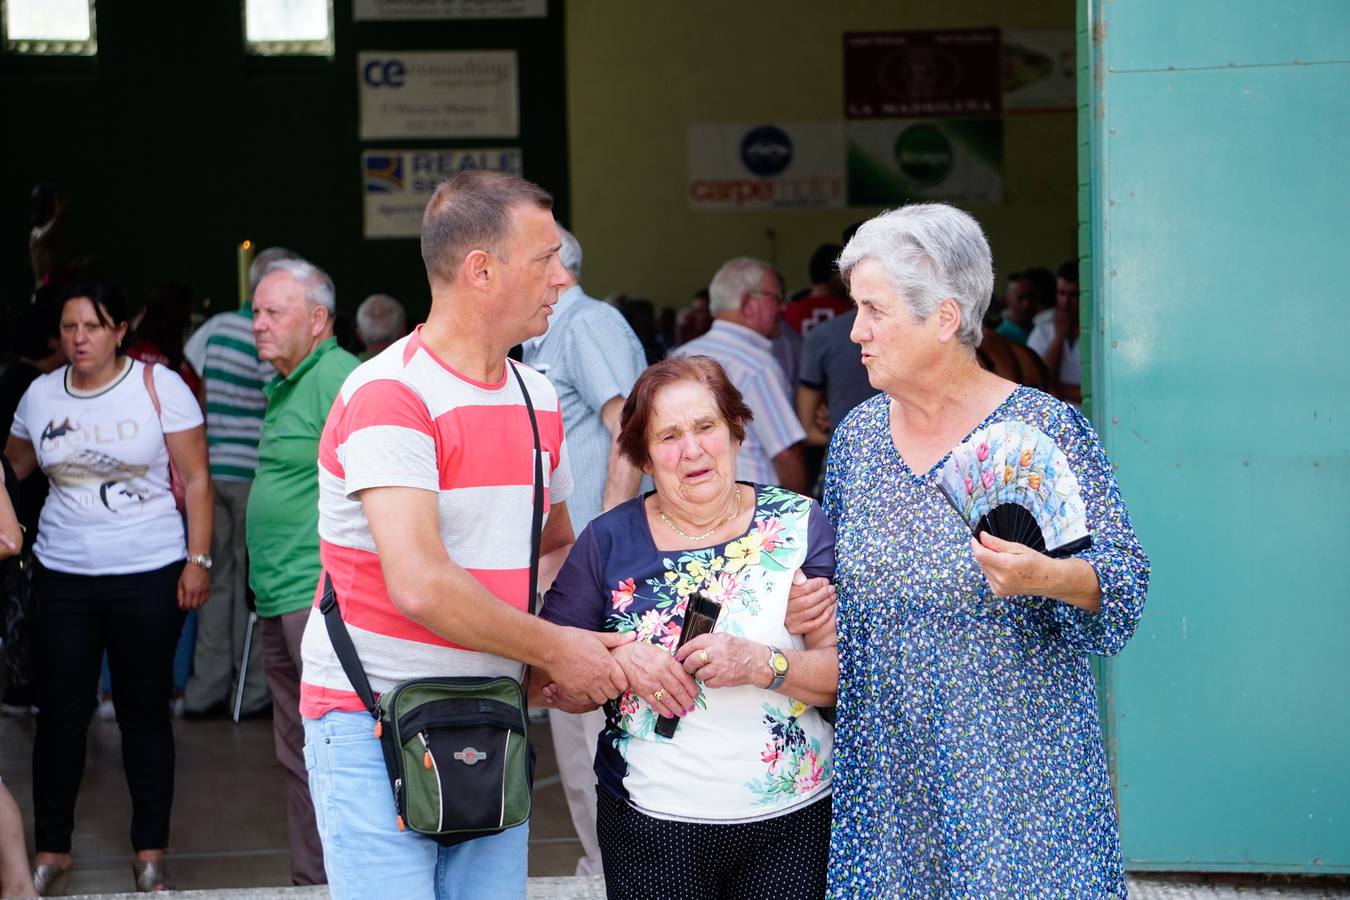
3, 708, 1347, 898
0, 708, 586, 895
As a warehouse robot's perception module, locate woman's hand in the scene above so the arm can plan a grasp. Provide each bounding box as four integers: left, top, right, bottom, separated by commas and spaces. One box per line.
676, 633, 770, 690
970, 532, 1101, 612
784, 569, 836, 636
177, 562, 209, 610
539, 682, 601, 715
612, 639, 699, 720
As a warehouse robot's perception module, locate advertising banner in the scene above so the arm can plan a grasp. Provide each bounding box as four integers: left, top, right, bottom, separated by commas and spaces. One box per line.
363, 148, 523, 238
359, 50, 519, 139
1003, 30, 1076, 112
844, 29, 1001, 119
687, 122, 844, 211
354, 0, 546, 20
846, 119, 1003, 206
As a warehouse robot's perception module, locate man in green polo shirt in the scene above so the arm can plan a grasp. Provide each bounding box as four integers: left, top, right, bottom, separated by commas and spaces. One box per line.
246, 258, 358, 887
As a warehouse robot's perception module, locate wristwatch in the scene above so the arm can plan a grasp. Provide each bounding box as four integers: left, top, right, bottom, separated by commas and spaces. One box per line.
186, 553, 213, 571
766, 646, 789, 691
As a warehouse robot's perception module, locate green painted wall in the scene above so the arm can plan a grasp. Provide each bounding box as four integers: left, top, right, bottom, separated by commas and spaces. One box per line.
1083, 0, 1350, 872
0, 0, 567, 324
565, 1, 1078, 303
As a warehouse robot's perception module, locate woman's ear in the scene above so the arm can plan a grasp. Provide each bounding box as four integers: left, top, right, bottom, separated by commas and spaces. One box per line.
935, 297, 963, 343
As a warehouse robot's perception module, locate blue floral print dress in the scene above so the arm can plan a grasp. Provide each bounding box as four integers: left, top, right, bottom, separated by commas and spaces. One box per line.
825, 387, 1149, 899
541, 484, 837, 823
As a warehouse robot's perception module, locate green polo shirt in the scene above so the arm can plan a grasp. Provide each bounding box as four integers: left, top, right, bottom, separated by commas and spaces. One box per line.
246, 337, 360, 618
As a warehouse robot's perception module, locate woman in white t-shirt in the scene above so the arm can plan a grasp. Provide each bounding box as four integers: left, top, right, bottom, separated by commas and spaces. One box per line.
4, 282, 212, 894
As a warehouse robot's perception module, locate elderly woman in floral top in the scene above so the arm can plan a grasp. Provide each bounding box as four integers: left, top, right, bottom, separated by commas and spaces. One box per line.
540, 356, 838, 900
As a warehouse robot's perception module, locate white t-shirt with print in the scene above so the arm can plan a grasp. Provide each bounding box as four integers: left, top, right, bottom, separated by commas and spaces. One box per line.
10, 359, 203, 575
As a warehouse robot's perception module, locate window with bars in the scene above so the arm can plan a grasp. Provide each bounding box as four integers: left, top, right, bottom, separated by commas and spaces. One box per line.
3, 0, 97, 55
244, 0, 333, 57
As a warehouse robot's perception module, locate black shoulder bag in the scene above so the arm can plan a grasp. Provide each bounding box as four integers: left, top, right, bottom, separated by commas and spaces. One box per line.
320, 361, 545, 845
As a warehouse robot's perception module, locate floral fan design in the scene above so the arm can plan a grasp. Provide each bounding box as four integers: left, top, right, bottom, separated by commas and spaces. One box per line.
934, 420, 1092, 557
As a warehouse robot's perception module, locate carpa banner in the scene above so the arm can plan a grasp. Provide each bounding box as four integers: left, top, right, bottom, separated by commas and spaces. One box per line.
363, 148, 523, 238
688, 122, 844, 211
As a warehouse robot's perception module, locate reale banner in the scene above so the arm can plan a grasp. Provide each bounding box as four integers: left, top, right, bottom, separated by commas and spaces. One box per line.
363, 148, 523, 238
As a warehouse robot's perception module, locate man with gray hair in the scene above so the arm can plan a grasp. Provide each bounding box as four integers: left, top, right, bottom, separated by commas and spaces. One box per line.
523, 223, 646, 876
247, 257, 359, 886
354, 292, 408, 360
182, 246, 297, 721
671, 257, 808, 491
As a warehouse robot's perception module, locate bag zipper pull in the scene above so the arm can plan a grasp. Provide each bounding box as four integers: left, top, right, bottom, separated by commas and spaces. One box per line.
419, 732, 433, 769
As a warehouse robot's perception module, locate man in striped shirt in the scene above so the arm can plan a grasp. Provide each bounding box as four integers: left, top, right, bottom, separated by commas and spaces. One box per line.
671, 257, 808, 492
181, 247, 296, 719
299, 171, 631, 899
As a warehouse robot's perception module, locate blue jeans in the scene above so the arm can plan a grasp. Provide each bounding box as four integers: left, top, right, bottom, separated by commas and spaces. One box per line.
303, 709, 529, 900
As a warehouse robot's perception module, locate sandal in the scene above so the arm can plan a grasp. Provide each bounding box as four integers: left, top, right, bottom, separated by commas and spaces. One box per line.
132, 857, 176, 892
32, 861, 71, 896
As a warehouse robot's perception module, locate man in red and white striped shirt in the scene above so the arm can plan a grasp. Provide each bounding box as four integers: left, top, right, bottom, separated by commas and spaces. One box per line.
298, 171, 631, 900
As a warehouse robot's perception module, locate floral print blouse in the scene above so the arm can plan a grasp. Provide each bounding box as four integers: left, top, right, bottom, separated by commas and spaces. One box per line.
541, 483, 837, 823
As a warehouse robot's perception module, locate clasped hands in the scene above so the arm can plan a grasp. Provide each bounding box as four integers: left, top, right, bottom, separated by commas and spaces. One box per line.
540, 569, 838, 716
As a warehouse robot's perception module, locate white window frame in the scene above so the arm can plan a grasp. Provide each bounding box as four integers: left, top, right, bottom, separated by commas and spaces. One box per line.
2, 0, 97, 56
243, 0, 333, 57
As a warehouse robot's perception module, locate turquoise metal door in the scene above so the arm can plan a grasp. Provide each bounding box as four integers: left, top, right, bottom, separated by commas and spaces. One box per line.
1082, 0, 1350, 873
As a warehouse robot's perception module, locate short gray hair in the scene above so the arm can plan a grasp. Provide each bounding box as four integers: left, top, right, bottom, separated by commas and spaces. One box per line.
421, 170, 553, 285
263, 258, 336, 314
838, 203, 994, 348
557, 225, 582, 280
248, 246, 300, 294
356, 293, 407, 344
708, 257, 772, 316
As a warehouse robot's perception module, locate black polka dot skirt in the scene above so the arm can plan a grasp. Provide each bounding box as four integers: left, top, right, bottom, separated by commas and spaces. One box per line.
596, 786, 831, 900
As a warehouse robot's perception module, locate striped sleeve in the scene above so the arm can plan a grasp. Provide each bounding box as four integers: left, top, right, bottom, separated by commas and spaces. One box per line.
328, 380, 438, 496
745, 366, 807, 459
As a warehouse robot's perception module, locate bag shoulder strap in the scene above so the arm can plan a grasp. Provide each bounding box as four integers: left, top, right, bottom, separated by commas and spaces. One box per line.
320, 573, 379, 717
508, 360, 545, 617
142, 361, 163, 421
319, 359, 547, 716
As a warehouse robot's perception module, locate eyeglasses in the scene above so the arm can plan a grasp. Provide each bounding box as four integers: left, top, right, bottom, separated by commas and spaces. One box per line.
747, 289, 785, 305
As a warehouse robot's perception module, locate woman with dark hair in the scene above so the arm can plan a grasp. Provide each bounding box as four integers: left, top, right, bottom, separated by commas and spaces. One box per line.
127, 284, 202, 398
538, 356, 838, 899
4, 282, 213, 893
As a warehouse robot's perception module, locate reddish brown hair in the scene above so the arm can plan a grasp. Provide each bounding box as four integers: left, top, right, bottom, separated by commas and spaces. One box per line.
617, 356, 753, 470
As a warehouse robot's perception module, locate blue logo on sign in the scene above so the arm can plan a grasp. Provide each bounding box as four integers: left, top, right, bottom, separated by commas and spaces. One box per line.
364, 155, 404, 194
362, 59, 407, 88
740, 125, 793, 177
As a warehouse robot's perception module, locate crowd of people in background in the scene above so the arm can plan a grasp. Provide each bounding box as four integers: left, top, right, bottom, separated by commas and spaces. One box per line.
0, 175, 1125, 900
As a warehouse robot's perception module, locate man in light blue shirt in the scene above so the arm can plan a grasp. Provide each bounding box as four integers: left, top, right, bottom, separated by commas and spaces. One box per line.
671, 257, 807, 492
523, 225, 645, 876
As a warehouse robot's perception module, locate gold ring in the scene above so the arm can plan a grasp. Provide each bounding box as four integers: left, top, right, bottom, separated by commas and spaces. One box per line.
697, 650, 710, 665
652, 689, 666, 702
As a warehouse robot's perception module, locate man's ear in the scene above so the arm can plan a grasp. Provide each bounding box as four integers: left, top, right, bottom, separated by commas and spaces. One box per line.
462, 249, 493, 293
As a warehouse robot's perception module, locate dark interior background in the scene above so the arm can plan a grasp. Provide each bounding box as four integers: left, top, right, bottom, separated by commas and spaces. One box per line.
1, 0, 568, 326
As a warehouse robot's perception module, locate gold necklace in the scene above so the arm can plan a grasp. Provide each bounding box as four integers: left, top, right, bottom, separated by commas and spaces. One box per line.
657, 485, 742, 542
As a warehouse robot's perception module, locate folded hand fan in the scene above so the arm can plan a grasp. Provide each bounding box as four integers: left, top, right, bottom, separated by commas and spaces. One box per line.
934, 420, 1092, 557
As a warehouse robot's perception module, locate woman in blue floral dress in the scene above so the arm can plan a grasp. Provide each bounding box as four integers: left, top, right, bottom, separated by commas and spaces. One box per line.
541, 357, 840, 900
824, 205, 1149, 898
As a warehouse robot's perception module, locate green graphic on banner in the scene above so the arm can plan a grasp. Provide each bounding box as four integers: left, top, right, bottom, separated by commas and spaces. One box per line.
847, 119, 1003, 205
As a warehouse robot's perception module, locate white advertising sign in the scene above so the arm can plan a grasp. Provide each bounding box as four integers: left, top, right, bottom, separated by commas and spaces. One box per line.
363, 148, 523, 238
359, 51, 519, 140
687, 122, 845, 211
354, 0, 546, 20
